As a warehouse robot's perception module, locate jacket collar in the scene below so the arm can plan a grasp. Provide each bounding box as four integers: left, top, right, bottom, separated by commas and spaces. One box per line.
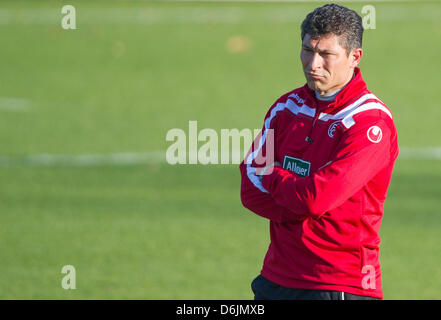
301, 67, 369, 112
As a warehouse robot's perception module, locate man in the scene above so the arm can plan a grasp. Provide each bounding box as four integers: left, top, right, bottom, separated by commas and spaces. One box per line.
239, 4, 398, 300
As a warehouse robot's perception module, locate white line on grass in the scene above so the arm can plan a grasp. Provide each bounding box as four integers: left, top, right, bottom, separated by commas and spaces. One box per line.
0, 97, 31, 112
399, 147, 441, 161
0, 147, 439, 167
0, 152, 165, 167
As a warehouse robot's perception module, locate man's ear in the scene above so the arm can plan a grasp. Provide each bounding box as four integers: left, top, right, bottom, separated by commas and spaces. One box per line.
350, 48, 363, 67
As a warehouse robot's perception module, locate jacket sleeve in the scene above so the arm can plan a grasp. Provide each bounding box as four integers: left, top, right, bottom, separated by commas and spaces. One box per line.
240, 157, 304, 223
261, 117, 396, 219
239, 100, 303, 223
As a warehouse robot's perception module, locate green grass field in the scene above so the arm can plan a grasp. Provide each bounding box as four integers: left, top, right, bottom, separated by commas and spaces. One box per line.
0, 0, 440, 299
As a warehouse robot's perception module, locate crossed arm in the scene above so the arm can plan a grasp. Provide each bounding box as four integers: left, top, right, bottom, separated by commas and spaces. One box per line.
240, 118, 393, 222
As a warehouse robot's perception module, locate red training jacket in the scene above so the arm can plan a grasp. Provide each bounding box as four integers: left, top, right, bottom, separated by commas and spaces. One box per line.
239, 67, 398, 299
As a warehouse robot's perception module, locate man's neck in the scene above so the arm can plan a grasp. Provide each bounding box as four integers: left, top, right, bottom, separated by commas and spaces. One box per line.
315, 89, 341, 101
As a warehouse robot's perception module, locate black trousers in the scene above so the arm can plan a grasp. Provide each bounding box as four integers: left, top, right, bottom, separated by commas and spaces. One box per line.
251, 274, 379, 300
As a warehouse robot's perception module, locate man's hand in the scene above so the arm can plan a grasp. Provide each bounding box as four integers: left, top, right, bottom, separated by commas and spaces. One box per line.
255, 161, 282, 180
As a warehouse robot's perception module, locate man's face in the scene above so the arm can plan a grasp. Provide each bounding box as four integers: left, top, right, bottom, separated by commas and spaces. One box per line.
300, 33, 362, 94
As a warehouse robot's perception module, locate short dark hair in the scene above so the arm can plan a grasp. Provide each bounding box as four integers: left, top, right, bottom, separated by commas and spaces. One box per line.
301, 4, 363, 55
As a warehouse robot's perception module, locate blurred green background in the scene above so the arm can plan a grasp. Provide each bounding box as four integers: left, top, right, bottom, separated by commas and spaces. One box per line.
0, 0, 440, 299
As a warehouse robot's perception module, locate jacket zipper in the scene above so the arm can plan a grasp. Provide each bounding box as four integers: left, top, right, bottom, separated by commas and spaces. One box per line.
305, 109, 321, 143
306, 99, 336, 143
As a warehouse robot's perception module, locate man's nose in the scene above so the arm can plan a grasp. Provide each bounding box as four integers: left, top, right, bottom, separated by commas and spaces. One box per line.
309, 52, 322, 71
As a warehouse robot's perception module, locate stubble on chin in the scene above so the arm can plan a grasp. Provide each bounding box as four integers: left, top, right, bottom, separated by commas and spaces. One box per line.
307, 80, 324, 92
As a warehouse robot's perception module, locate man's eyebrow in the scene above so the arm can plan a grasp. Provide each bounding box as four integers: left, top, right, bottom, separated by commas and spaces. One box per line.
302, 45, 335, 54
